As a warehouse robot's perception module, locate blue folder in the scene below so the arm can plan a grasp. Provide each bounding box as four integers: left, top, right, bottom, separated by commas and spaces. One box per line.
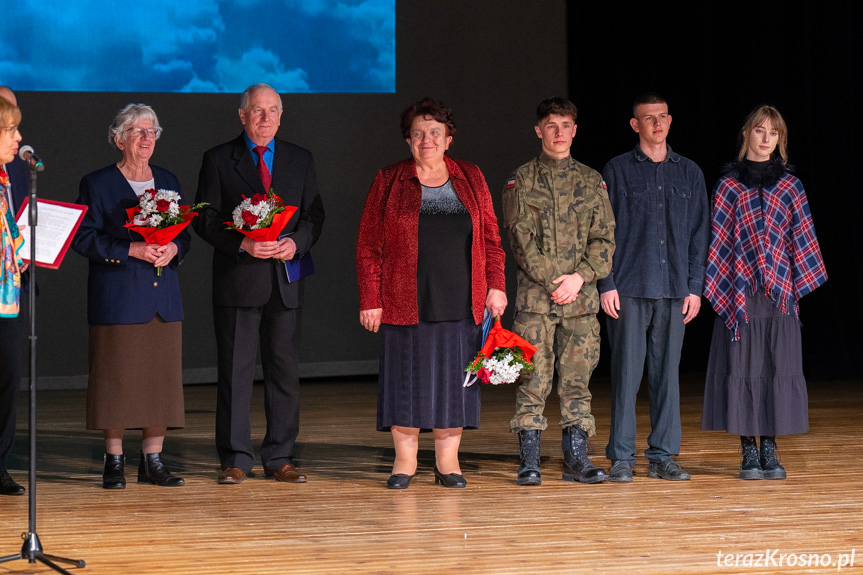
285, 251, 314, 283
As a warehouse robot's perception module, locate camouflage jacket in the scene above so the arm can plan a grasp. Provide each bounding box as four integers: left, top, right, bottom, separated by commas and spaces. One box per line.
502, 153, 615, 317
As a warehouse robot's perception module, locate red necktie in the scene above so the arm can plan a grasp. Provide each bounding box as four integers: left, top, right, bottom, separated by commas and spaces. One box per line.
253, 146, 272, 192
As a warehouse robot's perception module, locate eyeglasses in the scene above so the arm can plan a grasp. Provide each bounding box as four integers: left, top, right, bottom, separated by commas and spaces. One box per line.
126, 127, 162, 139
1, 125, 20, 135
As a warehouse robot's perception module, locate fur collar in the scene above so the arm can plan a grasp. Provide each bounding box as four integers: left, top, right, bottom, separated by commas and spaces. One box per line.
721, 156, 791, 189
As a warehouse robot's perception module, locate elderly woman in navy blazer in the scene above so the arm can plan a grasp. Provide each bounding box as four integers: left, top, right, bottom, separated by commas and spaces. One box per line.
72, 104, 188, 489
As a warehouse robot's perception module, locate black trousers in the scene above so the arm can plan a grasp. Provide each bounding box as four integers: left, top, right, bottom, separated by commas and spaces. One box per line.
0, 294, 27, 472
213, 289, 300, 474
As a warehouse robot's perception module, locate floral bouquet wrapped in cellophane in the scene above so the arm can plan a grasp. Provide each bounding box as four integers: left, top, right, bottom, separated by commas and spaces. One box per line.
124, 188, 206, 276
464, 316, 537, 386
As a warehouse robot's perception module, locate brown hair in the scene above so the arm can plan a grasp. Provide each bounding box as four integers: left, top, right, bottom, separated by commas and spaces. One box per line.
400, 98, 456, 139
536, 97, 577, 123
738, 105, 789, 163
632, 92, 668, 118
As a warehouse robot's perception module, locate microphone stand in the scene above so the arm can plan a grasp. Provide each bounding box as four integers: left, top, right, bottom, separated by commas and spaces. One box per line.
0, 162, 85, 573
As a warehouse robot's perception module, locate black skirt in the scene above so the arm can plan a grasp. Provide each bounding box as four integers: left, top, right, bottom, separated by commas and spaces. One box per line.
377, 318, 481, 431
702, 292, 808, 436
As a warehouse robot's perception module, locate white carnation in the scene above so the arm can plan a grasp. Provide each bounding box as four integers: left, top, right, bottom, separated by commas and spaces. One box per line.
482, 353, 524, 385
134, 188, 182, 227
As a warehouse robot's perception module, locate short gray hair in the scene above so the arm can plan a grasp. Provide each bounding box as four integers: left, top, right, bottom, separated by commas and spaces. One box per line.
240, 83, 283, 111
108, 103, 161, 148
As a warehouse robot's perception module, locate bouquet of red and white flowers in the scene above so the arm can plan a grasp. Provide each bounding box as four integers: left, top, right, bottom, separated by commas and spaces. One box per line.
464, 317, 537, 386
124, 189, 206, 276
226, 190, 297, 237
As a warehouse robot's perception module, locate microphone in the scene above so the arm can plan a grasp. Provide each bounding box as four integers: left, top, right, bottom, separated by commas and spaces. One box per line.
19, 145, 45, 172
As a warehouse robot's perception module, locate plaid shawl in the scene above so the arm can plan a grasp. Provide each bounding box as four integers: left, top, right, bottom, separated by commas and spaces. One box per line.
704, 165, 827, 340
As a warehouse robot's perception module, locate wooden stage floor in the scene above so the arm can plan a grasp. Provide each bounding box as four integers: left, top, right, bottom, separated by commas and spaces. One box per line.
1, 375, 860, 574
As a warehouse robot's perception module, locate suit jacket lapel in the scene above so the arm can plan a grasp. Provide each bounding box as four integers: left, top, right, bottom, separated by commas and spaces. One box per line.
153, 168, 168, 192
270, 139, 295, 190
112, 164, 145, 202
272, 138, 303, 191
231, 135, 266, 195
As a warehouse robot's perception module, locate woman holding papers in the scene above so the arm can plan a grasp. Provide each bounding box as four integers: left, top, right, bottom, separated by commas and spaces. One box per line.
356, 98, 507, 489
71, 104, 189, 489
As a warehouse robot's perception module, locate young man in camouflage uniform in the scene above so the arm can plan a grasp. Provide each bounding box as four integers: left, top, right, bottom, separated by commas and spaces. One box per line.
502, 97, 615, 486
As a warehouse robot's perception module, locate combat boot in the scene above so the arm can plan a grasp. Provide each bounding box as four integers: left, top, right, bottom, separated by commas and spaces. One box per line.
739, 436, 763, 480
760, 436, 787, 480
516, 430, 541, 486
561, 426, 607, 484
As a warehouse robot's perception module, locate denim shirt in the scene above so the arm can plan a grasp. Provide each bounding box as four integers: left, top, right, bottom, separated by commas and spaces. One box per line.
597, 145, 709, 299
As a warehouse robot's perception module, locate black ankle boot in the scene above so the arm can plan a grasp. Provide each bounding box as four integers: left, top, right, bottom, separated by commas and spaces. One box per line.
138, 452, 185, 487
103, 453, 126, 489
759, 436, 786, 480
561, 426, 607, 484
739, 436, 763, 480
517, 429, 542, 486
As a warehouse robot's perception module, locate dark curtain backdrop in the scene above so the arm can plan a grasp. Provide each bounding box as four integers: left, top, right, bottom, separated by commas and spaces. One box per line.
569, 1, 863, 381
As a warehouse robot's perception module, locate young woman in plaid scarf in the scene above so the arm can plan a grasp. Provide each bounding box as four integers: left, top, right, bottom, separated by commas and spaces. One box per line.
702, 105, 827, 480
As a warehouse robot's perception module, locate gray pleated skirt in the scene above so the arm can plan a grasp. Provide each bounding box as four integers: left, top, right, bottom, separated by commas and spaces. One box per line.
86, 316, 185, 430
702, 292, 808, 436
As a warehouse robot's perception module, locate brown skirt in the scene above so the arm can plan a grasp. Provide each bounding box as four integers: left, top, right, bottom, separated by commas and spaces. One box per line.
86, 317, 185, 430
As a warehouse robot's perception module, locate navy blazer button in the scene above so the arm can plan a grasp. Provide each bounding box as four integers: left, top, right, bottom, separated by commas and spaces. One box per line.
153, 282, 158, 287
104, 258, 109, 262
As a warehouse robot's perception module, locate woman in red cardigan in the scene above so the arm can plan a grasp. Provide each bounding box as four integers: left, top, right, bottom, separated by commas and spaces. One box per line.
357, 98, 507, 489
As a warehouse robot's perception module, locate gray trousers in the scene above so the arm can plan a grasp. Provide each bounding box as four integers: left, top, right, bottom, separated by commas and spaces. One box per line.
605, 297, 685, 463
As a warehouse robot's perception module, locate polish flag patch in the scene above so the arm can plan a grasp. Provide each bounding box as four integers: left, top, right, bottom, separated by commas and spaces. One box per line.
506, 178, 516, 188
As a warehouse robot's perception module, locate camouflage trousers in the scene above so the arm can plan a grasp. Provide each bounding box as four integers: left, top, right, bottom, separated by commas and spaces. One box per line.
509, 311, 600, 436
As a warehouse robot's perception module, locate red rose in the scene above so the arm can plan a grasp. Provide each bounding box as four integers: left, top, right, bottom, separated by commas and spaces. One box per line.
241, 210, 258, 226
477, 367, 492, 384
250, 193, 266, 205
156, 199, 170, 213
142, 189, 155, 200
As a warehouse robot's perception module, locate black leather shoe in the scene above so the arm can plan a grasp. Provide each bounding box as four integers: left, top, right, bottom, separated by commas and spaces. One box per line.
386, 473, 415, 489
0, 470, 25, 495
433, 466, 466, 488
103, 453, 126, 489
647, 458, 690, 481
608, 460, 634, 483
137, 452, 185, 487
739, 436, 763, 480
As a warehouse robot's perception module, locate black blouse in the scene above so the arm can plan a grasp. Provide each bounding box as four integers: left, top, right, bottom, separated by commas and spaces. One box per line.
416, 180, 473, 322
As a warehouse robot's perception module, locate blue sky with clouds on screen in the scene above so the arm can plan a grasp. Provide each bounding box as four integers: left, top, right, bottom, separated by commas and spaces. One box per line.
0, 0, 394, 93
